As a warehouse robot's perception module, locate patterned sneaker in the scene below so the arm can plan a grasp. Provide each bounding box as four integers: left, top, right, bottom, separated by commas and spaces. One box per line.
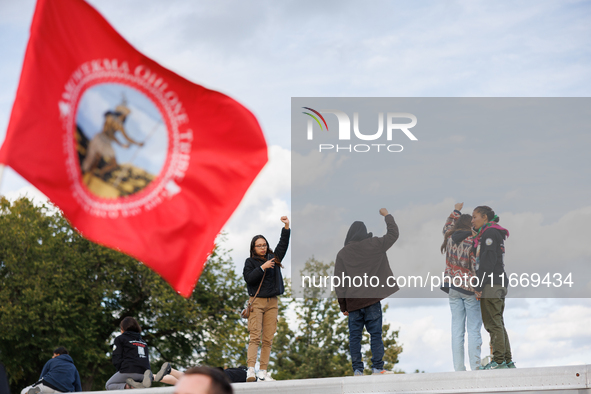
246, 367, 256, 382
372, 368, 394, 375
506, 361, 516, 369
483, 361, 508, 370
28, 387, 41, 394
354, 370, 363, 376
155, 362, 172, 382
257, 370, 275, 381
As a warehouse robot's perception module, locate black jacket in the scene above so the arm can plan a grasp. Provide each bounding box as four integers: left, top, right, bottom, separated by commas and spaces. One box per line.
334, 214, 400, 313
243, 227, 290, 298
112, 331, 151, 374
475, 227, 509, 291
223, 366, 247, 383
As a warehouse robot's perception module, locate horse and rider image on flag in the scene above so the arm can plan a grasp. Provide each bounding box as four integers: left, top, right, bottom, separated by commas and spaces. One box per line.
77, 88, 165, 198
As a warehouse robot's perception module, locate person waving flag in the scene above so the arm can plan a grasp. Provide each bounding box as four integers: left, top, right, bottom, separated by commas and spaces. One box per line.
0, 0, 267, 297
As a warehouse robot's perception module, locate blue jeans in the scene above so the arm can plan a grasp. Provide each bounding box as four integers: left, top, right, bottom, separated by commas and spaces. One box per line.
348, 301, 384, 372
449, 288, 482, 371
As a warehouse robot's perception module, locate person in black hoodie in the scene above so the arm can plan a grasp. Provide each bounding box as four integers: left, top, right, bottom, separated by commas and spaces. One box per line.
242, 216, 290, 382
472, 206, 515, 370
20, 347, 81, 394
106, 317, 153, 390
334, 208, 399, 376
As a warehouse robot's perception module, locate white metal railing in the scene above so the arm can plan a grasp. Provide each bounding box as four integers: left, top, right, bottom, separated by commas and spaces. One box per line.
85, 364, 590, 394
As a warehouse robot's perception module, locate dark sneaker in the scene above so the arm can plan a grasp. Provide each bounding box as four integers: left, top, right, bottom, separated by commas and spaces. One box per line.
155, 362, 172, 382
142, 369, 153, 388
125, 378, 144, 389
506, 361, 516, 369
126, 370, 152, 389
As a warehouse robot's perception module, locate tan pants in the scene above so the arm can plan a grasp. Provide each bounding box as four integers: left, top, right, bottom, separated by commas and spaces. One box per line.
247, 296, 278, 370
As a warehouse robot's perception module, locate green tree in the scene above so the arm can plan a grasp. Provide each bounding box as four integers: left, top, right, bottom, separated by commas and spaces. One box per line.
271, 258, 403, 379
0, 197, 248, 392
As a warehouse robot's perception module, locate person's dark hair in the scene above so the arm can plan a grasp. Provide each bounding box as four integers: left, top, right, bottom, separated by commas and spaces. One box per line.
184, 366, 233, 394
474, 206, 499, 223
120, 316, 141, 333
250, 235, 273, 260
441, 214, 472, 253
53, 347, 68, 355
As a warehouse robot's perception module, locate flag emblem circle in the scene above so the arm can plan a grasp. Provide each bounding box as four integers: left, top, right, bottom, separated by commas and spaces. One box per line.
61, 60, 191, 218
76, 83, 168, 199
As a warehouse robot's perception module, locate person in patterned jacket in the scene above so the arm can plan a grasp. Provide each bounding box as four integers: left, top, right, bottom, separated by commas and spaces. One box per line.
440, 202, 482, 371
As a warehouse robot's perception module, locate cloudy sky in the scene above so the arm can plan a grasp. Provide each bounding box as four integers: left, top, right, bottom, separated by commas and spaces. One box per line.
1, 0, 590, 374
290, 97, 590, 298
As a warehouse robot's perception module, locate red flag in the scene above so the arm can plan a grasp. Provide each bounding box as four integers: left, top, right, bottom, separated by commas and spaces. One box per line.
0, 0, 267, 297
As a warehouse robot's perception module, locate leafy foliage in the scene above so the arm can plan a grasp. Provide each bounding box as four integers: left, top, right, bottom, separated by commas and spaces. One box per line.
0, 197, 248, 392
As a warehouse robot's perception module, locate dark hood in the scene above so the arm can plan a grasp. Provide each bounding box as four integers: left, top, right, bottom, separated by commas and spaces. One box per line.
451, 230, 472, 244
345, 221, 373, 246
474, 224, 510, 247
56, 354, 74, 364
123, 331, 142, 340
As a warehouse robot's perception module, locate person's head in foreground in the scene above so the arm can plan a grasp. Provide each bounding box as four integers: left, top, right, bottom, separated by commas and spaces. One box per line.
174, 367, 233, 394
52, 346, 69, 358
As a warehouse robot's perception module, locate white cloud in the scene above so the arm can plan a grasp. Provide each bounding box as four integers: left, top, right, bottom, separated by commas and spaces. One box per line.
2, 185, 50, 207
292, 150, 348, 188
291, 202, 349, 267
525, 304, 591, 341
384, 298, 591, 373
504, 299, 591, 368
367, 200, 591, 298
383, 301, 455, 372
